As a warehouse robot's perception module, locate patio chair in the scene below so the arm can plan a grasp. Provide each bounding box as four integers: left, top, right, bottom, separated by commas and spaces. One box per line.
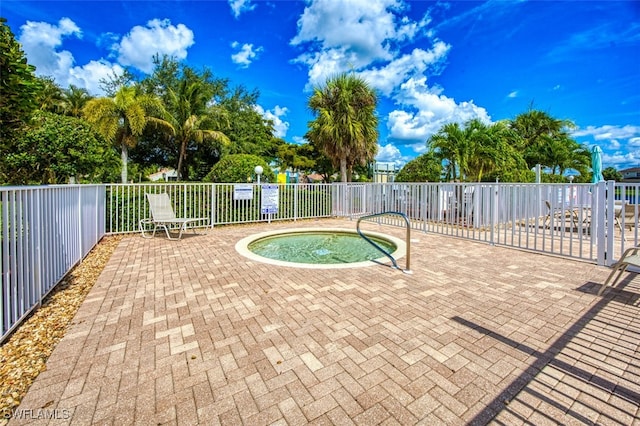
598, 244, 640, 295
544, 200, 577, 228
140, 193, 207, 240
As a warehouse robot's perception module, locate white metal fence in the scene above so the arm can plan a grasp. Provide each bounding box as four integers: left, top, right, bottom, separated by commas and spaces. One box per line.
106, 182, 333, 233
334, 181, 639, 266
1, 185, 105, 341
2, 181, 638, 342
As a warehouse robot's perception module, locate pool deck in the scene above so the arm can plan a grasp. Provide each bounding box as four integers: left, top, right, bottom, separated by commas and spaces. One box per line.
10, 218, 640, 425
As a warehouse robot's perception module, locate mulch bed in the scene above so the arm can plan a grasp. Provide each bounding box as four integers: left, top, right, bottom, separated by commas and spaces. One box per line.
0, 235, 123, 422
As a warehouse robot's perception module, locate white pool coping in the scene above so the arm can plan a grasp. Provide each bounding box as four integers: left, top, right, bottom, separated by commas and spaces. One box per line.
235, 227, 406, 269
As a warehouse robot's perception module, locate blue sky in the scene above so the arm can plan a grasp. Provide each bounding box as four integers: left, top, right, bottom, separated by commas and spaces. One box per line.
2, 0, 639, 171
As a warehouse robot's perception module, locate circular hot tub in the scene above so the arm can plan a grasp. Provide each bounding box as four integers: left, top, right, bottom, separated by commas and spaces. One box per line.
235, 228, 406, 269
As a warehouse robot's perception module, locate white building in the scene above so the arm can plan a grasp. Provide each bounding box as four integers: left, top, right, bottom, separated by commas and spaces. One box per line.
373, 162, 399, 183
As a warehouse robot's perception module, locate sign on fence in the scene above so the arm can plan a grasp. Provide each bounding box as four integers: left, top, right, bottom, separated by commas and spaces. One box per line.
233, 184, 254, 200
261, 184, 279, 214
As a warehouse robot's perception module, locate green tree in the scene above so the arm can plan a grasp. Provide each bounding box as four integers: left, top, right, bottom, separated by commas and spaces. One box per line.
538, 135, 590, 177
467, 120, 526, 182
83, 85, 171, 183
220, 86, 276, 158
276, 142, 315, 173
298, 140, 335, 182
61, 85, 92, 117
428, 122, 466, 181
168, 78, 230, 180
306, 72, 379, 182
4, 111, 119, 184
0, 17, 41, 171
204, 154, 274, 183
395, 152, 442, 182
509, 108, 591, 180
602, 167, 623, 182
35, 76, 65, 114
142, 58, 231, 180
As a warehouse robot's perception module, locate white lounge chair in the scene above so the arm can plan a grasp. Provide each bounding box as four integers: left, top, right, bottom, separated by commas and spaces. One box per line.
598, 244, 640, 295
140, 193, 207, 240
544, 200, 577, 229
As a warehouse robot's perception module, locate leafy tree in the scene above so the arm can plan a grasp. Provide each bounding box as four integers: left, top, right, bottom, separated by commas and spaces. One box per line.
203, 154, 274, 183
468, 120, 526, 182
0, 17, 41, 169
168, 78, 230, 180
395, 152, 442, 182
602, 167, 623, 182
509, 108, 584, 173
35, 76, 65, 114
306, 72, 379, 182
83, 85, 171, 183
220, 86, 276, 158
428, 122, 465, 181
276, 142, 314, 173
539, 136, 590, 177
99, 68, 137, 97
4, 111, 119, 184
61, 85, 93, 117
298, 139, 336, 182
142, 57, 231, 180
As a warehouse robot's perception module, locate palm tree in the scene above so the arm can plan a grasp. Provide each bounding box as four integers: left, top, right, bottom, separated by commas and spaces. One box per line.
466, 120, 525, 182
510, 109, 574, 169
166, 78, 230, 181
83, 85, 171, 183
539, 134, 590, 176
428, 122, 466, 181
306, 72, 379, 182
35, 76, 65, 114
62, 85, 92, 117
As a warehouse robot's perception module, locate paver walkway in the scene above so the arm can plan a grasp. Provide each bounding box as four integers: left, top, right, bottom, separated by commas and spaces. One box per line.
9, 218, 640, 425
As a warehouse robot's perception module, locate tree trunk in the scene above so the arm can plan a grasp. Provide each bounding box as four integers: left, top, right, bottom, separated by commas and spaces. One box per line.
340, 157, 348, 183
121, 143, 128, 183
176, 140, 187, 181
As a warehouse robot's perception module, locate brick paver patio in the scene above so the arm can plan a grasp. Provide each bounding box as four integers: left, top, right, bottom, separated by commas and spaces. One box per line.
9, 218, 640, 425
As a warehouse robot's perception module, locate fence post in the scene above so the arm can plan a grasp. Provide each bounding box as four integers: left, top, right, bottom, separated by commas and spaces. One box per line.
294, 184, 298, 222
594, 181, 608, 266
605, 180, 616, 266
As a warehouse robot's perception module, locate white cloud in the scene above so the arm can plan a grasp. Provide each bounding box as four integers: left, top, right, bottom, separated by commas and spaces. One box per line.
18, 18, 82, 78
409, 141, 428, 154
603, 151, 639, 170
359, 43, 450, 96
289, 0, 483, 150
255, 105, 290, 138
571, 125, 640, 170
376, 143, 403, 163
68, 60, 127, 96
291, 0, 431, 87
292, 136, 307, 145
229, 0, 256, 19
507, 91, 518, 98
231, 42, 263, 68
115, 19, 194, 73
387, 76, 491, 143
572, 124, 640, 141
18, 18, 125, 95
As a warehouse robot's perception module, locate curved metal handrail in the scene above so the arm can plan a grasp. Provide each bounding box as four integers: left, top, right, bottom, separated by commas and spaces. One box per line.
356, 211, 411, 273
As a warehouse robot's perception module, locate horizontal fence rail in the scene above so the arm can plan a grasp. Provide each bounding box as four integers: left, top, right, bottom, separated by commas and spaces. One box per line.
1, 185, 105, 342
